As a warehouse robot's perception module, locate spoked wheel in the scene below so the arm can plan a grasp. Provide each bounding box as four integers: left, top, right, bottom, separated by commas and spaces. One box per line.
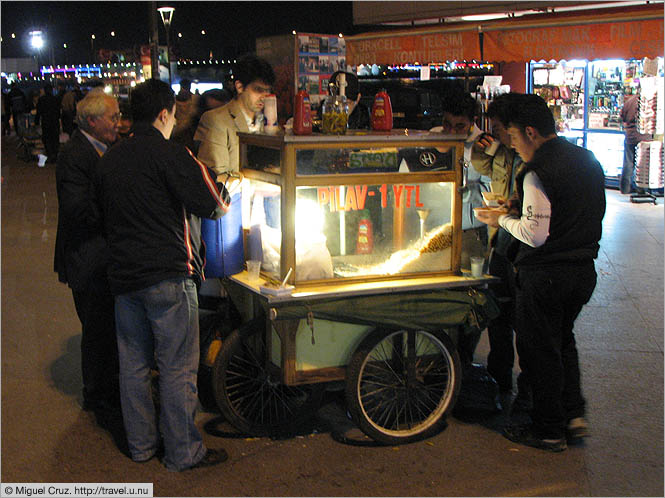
345, 328, 461, 445
212, 316, 325, 436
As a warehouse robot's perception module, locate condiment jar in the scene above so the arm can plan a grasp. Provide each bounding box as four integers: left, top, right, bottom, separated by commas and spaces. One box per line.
321, 95, 348, 135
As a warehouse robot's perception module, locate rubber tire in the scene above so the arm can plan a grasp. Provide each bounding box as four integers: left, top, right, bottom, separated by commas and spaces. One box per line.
212, 316, 325, 436
345, 328, 461, 445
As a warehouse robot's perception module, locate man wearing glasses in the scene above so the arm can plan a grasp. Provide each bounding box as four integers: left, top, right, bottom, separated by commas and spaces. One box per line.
431, 91, 491, 272
54, 92, 123, 437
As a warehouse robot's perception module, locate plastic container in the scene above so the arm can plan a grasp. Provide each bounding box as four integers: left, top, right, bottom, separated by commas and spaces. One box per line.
371, 89, 393, 131
201, 191, 244, 277
264, 94, 279, 134
293, 89, 313, 135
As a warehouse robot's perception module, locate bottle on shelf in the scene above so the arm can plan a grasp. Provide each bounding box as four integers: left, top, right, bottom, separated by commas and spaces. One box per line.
293, 89, 313, 135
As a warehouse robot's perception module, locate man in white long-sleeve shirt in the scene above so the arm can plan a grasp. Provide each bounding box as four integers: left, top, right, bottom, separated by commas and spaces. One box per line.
476, 94, 606, 453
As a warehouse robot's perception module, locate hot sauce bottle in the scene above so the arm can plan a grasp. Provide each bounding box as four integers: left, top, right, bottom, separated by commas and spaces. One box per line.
356, 210, 374, 254
371, 89, 393, 131
293, 89, 312, 135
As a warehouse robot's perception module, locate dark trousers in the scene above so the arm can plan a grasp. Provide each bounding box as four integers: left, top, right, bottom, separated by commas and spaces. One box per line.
514, 262, 596, 438
620, 140, 637, 194
72, 277, 120, 411
42, 126, 60, 162
61, 112, 76, 136
486, 250, 517, 392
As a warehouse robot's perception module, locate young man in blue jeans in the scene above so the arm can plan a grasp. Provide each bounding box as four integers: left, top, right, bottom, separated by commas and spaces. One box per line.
97, 79, 232, 470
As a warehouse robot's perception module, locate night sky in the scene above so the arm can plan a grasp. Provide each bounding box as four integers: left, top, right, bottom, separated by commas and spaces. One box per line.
1, 1, 356, 64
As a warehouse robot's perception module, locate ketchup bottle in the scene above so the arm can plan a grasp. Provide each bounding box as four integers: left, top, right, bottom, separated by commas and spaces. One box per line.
371, 89, 393, 131
356, 210, 374, 254
293, 89, 313, 135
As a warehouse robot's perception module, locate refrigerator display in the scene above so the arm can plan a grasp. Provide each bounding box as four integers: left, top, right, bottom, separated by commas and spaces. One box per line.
586, 132, 625, 181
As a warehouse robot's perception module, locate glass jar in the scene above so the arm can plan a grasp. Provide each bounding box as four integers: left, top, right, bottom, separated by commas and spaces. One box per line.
321, 95, 349, 135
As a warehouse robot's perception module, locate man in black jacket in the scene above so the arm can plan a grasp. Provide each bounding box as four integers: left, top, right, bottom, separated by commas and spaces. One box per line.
476, 94, 606, 452
97, 79, 231, 471
35, 83, 61, 163
54, 91, 121, 428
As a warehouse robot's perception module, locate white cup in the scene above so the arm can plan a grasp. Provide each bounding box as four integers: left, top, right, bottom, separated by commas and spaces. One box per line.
485, 138, 500, 157
247, 260, 261, 281
470, 256, 484, 277
37, 154, 47, 167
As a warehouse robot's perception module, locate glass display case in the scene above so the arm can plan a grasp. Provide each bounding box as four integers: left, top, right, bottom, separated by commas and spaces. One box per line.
586, 131, 626, 179
238, 131, 465, 287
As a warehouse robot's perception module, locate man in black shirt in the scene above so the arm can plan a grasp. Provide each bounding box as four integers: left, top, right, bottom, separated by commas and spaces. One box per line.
476, 94, 606, 452
98, 79, 232, 470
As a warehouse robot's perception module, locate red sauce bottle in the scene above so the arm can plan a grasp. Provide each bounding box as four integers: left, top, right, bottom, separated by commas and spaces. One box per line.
356, 210, 374, 254
371, 89, 393, 131
293, 89, 313, 135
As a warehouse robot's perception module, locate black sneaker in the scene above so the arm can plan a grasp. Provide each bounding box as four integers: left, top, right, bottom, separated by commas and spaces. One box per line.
187, 448, 229, 470
503, 423, 567, 452
511, 389, 533, 414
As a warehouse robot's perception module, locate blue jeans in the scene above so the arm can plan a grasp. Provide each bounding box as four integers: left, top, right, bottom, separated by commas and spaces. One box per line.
115, 277, 206, 470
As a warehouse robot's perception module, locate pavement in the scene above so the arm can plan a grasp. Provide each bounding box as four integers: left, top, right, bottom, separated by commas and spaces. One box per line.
1, 133, 663, 496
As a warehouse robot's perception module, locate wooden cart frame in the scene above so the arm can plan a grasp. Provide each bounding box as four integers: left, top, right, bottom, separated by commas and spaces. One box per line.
207, 131, 498, 444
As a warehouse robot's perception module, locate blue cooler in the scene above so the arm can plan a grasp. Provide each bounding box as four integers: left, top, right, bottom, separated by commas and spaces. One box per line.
202, 191, 244, 278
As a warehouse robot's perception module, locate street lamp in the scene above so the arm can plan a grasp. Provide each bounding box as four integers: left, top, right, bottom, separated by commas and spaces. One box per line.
91, 34, 96, 63
157, 6, 175, 85
30, 30, 44, 66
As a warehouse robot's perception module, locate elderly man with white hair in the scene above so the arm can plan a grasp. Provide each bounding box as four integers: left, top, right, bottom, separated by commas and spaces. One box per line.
54, 91, 123, 440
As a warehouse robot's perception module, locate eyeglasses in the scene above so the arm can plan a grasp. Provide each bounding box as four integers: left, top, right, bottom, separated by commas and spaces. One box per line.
100, 113, 121, 124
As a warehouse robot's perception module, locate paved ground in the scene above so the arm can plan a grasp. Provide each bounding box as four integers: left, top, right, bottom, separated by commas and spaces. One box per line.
1, 133, 663, 496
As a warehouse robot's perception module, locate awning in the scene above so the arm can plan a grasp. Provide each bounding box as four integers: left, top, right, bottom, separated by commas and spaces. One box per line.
346, 26, 481, 66
346, 4, 663, 65
483, 6, 664, 62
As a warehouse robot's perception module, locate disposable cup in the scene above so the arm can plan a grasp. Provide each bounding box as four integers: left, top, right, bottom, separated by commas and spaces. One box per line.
470, 256, 484, 277
247, 260, 261, 281
485, 138, 500, 156
37, 154, 47, 167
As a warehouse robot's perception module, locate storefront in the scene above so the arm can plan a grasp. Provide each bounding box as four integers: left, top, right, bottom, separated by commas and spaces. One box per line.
527, 57, 663, 186
481, 4, 664, 187
346, 4, 664, 187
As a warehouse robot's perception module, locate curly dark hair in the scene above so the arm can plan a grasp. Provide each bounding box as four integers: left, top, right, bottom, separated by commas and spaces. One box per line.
232, 54, 275, 94
442, 91, 478, 121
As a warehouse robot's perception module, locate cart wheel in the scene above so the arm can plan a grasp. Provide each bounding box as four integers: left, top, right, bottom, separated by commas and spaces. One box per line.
345, 328, 461, 445
212, 317, 325, 436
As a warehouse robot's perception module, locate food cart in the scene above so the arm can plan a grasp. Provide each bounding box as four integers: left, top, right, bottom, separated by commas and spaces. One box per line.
209, 130, 498, 445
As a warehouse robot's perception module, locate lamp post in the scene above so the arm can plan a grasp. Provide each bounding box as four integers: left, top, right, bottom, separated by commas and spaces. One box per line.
157, 6, 175, 85
30, 30, 44, 67
91, 34, 96, 63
